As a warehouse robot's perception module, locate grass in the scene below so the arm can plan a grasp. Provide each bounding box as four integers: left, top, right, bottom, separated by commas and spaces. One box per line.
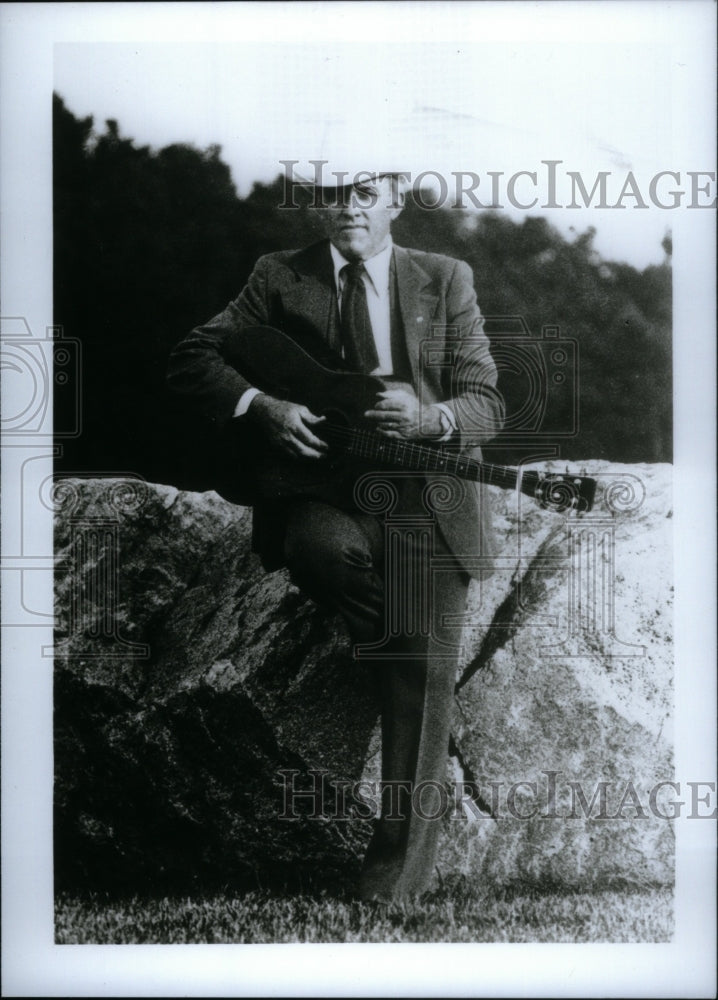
55, 884, 673, 944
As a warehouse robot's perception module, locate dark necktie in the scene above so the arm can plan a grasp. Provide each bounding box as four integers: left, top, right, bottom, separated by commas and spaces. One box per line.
340, 263, 379, 373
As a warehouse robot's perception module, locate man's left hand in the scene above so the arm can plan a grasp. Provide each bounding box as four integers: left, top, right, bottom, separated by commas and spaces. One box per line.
364, 388, 443, 439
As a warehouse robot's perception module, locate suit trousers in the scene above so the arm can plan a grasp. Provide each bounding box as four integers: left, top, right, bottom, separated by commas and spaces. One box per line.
283, 479, 469, 900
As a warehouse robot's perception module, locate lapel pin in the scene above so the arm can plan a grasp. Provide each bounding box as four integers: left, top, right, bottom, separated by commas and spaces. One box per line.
416, 316, 424, 323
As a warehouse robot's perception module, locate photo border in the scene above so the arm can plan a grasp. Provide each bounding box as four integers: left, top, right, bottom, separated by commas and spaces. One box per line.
2, 2, 715, 996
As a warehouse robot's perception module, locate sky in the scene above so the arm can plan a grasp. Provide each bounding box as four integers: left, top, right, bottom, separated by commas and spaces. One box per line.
50, 14, 708, 269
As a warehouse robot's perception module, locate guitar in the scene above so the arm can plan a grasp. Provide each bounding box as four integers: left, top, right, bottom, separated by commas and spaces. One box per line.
218, 326, 597, 514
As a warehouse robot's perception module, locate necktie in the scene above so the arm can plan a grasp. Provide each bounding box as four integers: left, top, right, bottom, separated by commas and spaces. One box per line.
340, 263, 379, 373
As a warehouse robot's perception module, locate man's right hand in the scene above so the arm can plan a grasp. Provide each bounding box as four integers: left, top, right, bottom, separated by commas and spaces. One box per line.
247, 394, 328, 459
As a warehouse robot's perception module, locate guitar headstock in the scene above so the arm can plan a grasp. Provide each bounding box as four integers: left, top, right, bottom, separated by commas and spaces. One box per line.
529, 471, 597, 514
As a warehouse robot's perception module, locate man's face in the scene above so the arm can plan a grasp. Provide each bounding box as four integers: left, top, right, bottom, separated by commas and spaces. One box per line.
318, 176, 403, 262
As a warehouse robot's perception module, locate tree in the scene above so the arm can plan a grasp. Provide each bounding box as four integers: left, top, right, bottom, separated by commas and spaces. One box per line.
53, 94, 672, 481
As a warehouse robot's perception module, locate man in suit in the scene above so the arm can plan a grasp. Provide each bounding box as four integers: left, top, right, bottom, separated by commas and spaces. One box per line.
167, 172, 504, 900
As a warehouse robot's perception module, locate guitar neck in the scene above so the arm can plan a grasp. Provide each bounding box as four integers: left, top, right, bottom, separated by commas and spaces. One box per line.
222, 325, 595, 512
328, 424, 522, 492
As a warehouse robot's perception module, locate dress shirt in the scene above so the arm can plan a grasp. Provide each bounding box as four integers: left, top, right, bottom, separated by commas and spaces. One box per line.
330, 240, 394, 375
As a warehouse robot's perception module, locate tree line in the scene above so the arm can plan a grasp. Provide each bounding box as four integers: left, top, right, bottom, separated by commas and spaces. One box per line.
53, 93, 672, 491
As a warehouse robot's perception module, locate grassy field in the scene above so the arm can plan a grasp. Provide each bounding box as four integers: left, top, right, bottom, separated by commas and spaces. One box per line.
55, 884, 673, 944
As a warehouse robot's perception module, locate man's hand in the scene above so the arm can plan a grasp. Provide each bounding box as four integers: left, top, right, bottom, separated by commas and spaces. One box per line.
247, 394, 328, 459
364, 388, 443, 440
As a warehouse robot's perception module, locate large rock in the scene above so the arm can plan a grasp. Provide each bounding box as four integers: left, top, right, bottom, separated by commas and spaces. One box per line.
53, 464, 673, 893
53, 479, 378, 893
440, 461, 674, 891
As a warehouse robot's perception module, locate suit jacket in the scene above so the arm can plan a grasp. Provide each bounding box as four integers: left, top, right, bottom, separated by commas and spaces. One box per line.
167, 240, 505, 578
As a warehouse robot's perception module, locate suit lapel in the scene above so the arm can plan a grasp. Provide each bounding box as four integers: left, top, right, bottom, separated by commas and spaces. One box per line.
393, 246, 439, 387
279, 241, 440, 375
280, 241, 340, 348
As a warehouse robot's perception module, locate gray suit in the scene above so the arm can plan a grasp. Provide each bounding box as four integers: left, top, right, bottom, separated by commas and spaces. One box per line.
169, 239, 504, 575
168, 239, 504, 898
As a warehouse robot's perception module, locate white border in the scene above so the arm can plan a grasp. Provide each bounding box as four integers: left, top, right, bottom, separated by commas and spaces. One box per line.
2, 3, 716, 997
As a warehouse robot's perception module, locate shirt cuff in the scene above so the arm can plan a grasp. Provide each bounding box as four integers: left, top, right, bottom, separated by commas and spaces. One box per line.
434, 403, 457, 442
233, 387, 263, 418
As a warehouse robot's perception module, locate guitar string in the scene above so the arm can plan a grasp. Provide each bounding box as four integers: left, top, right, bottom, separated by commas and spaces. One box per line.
323, 422, 522, 488
320, 423, 592, 509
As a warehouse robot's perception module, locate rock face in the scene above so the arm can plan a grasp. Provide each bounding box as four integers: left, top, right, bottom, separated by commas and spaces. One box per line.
441, 462, 674, 891
54, 464, 673, 894
54, 479, 377, 893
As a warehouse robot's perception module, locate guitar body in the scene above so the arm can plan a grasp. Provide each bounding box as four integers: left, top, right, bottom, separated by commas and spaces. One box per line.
220, 326, 388, 503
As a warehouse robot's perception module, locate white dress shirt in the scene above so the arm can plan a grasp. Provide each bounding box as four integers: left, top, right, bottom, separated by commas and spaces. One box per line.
329, 240, 394, 375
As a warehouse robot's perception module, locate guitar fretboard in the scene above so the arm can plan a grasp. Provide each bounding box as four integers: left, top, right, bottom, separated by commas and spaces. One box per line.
325, 423, 520, 490
322, 422, 597, 513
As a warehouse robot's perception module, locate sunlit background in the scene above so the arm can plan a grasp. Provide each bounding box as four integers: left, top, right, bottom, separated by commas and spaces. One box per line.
54, 35, 678, 268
